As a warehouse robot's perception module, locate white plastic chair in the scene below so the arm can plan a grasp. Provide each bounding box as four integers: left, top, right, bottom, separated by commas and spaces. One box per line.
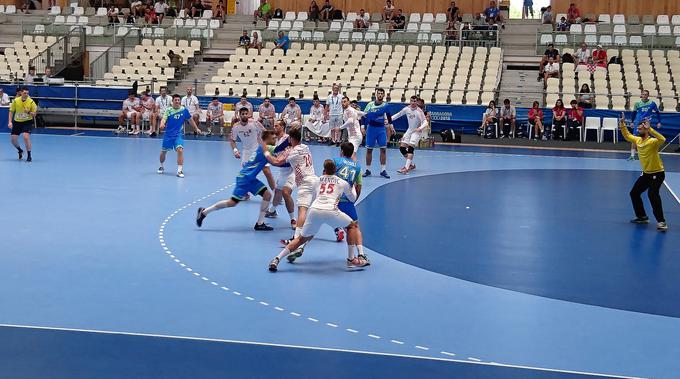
584, 117, 601, 142
297, 12, 308, 21
657, 15, 670, 25
50, 6, 62, 15
598, 14, 611, 24
600, 117, 619, 143
284, 11, 296, 21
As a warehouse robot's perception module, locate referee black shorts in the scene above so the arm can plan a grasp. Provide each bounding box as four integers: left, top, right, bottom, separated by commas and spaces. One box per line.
10, 120, 33, 136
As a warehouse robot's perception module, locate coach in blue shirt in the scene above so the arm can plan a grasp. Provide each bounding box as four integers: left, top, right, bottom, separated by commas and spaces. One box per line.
272, 31, 290, 55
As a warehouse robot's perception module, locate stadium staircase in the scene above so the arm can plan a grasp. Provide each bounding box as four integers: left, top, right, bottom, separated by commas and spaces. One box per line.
498, 19, 544, 107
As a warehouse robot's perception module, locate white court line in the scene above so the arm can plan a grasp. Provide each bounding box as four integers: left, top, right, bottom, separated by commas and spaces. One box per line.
663, 181, 680, 205
0, 324, 642, 378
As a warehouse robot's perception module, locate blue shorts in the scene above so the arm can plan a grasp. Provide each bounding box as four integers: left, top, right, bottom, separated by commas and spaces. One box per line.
232, 176, 267, 201
162, 135, 184, 151
338, 201, 358, 221
365, 126, 387, 149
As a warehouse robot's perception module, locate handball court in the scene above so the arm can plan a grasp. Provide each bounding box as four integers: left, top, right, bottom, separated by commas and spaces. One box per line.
1, 130, 679, 379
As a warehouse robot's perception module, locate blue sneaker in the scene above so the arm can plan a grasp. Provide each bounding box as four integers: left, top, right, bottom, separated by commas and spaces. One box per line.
362, 169, 372, 177
380, 170, 391, 179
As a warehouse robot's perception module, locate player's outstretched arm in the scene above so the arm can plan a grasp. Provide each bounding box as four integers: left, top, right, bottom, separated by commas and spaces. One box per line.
263, 149, 286, 166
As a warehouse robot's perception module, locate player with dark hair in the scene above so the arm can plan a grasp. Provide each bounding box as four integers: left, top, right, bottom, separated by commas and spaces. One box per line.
334, 142, 369, 263
392, 95, 427, 174
158, 94, 199, 178
8, 87, 37, 162
628, 90, 661, 160
362, 88, 392, 179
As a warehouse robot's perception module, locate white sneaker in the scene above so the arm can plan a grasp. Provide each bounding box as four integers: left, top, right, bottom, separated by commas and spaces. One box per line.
157, 166, 164, 174
176, 171, 184, 178
131, 129, 140, 135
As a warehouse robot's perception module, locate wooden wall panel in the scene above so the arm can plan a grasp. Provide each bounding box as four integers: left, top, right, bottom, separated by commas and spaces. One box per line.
551, 0, 680, 16
269, 0, 491, 15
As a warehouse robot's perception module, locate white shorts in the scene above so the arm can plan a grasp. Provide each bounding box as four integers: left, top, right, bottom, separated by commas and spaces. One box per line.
401, 129, 422, 147
276, 167, 295, 189
348, 136, 362, 153
301, 208, 353, 237
329, 114, 343, 129
296, 176, 320, 208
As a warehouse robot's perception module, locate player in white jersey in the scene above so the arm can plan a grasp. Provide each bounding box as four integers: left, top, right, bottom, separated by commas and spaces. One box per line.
206, 97, 224, 137
151, 86, 171, 137
265, 120, 297, 229
338, 96, 364, 160
281, 97, 302, 130
140, 91, 156, 134
264, 128, 318, 255
180, 86, 203, 135
392, 95, 428, 174
268, 159, 369, 272
303, 96, 330, 141
231, 108, 275, 191
326, 83, 343, 145
117, 91, 142, 134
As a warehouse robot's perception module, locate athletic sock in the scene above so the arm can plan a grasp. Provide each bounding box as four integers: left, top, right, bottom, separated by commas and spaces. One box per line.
347, 244, 356, 260
380, 164, 386, 172
268, 205, 277, 213
16, 146, 23, 153
288, 212, 295, 221
178, 165, 183, 172
294, 227, 302, 238
405, 158, 412, 168
630, 147, 635, 157
276, 247, 291, 260
357, 245, 365, 257
257, 199, 268, 224
27, 151, 31, 159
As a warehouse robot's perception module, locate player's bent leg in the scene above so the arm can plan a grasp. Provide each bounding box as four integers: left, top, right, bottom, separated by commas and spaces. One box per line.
196, 198, 238, 227
262, 166, 276, 190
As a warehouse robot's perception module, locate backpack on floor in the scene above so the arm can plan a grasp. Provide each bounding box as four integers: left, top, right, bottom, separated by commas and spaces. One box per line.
484, 122, 497, 139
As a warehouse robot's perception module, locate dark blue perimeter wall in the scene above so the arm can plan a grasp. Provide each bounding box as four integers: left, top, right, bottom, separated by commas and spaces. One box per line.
2, 84, 680, 137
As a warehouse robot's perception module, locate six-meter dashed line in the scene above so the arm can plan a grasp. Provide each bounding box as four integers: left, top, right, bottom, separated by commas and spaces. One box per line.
158, 184, 477, 363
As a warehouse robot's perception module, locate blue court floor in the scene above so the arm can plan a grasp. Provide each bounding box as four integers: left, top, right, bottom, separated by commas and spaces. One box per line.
1, 131, 679, 378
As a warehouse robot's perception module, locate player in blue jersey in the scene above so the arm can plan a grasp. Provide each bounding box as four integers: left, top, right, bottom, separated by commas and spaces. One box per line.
196, 130, 276, 231
158, 94, 199, 178
629, 90, 662, 160
334, 142, 369, 264
362, 88, 392, 179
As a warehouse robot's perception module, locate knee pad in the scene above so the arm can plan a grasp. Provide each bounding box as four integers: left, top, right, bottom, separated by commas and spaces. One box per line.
406, 146, 415, 154
399, 146, 408, 156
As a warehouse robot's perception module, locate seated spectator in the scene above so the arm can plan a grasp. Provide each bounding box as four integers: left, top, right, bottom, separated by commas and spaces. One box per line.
538, 43, 560, 79
281, 97, 302, 129
309, 0, 320, 24
25, 67, 36, 84
153, 0, 168, 23
239, 31, 251, 51
567, 3, 581, 24
166, 3, 177, 17
556, 16, 568, 31
574, 43, 590, 65
272, 31, 290, 55
354, 9, 370, 29
541, 5, 553, 25
189, 0, 204, 18
445, 20, 457, 45
320, 0, 333, 22
168, 50, 182, 70
140, 91, 157, 132
118, 90, 142, 135
544, 56, 560, 85
206, 97, 224, 137
107, 6, 119, 24
500, 99, 516, 138
566, 99, 584, 140
479, 100, 498, 136
303, 96, 329, 141
144, 7, 159, 24
124, 10, 136, 24
383, 0, 395, 22
447, 1, 459, 22
528, 101, 545, 140
214, 0, 226, 22
522, 0, 533, 19
257, 97, 277, 129
578, 83, 593, 109
483, 0, 504, 27
273, 7, 283, 19
552, 99, 567, 140
253, 0, 272, 25
231, 95, 254, 125
130, 0, 144, 17
181, 87, 203, 135
250, 31, 264, 55
0, 88, 10, 106
562, 51, 575, 64
389, 9, 406, 33
592, 45, 607, 69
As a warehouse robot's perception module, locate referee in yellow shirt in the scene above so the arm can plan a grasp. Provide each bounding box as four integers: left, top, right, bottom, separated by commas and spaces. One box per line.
620, 116, 668, 231
8, 87, 37, 162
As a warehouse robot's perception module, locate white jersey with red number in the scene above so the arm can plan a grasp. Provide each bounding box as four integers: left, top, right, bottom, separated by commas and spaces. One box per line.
231, 120, 264, 152
285, 144, 315, 186
123, 97, 140, 112
342, 107, 362, 138
392, 105, 427, 132
311, 175, 356, 211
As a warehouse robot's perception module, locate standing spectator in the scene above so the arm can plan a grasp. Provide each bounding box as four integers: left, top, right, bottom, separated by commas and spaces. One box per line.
383, 0, 395, 22
309, 0, 320, 24
206, 97, 224, 137
118, 90, 142, 134
552, 99, 567, 139
575, 43, 590, 66
538, 43, 560, 80
592, 45, 607, 69
522, 0, 533, 19
566, 99, 583, 141
253, 0, 272, 26
528, 101, 545, 140
250, 31, 264, 55
389, 9, 406, 33
8, 87, 37, 162
446, 1, 459, 22
272, 31, 290, 55
326, 83, 343, 145
567, 3, 581, 24
25, 67, 36, 84
578, 83, 593, 109
556, 16, 569, 31
257, 97, 277, 129
189, 0, 204, 18
541, 5, 553, 25
500, 99, 516, 138
354, 9, 370, 29
543, 56, 559, 86
479, 100, 498, 136
181, 86, 203, 135
281, 97, 302, 130
153, 0, 168, 23
319, 0, 333, 22
0, 88, 9, 106
214, 0, 226, 22
239, 31, 251, 53
483, 0, 504, 27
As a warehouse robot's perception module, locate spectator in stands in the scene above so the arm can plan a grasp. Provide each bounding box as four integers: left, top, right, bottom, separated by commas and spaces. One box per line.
189, 0, 204, 18
168, 50, 182, 70
0, 88, 10, 106
239, 31, 251, 52
500, 99, 516, 138
567, 3, 581, 24
543, 56, 559, 86
141, 90, 157, 133
124, 9, 136, 24
107, 6, 119, 24
153, 0, 168, 23
541, 5, 553, 25
25, 67, 36, 84
273, 7, 283, 19
319, 0, 333, 22
130, 0, 144, 17
483, 0, 504, 28
446, 1, 459, 22
592, 45, 607, 69
309, 0, 320, 24
144, 7, 159, 24
556, 16, 568, 31
250, 31, 264, 55
566, 99, 583, 140
383, 0, 395, 22
43, 67, 55, 84
281, 97, 302, 130
528, 101, 545, 140
166, 3, 177, 17
578, 83, 593, 109
575, 43, 590, 66
206, 97, 224, 137
214, 0, 226, 22
253, 0, 272, 26
522, 0, 533, 19
538, 43, 559, 80
257, 97, 277, 129
118, 90, 142, 134
272, 31, 290, 55
181, 87, 203, 135
445, 20, 457, 45
389, 9, 406, 33
479, 100, 498, 135
354, 9, 370, 29
552, 99, 567, 140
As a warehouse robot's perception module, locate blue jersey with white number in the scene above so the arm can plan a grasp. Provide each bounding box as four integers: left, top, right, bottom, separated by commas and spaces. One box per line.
633, 100, 661, 125
163, 106, 192, 138
333, 157, 362, 202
